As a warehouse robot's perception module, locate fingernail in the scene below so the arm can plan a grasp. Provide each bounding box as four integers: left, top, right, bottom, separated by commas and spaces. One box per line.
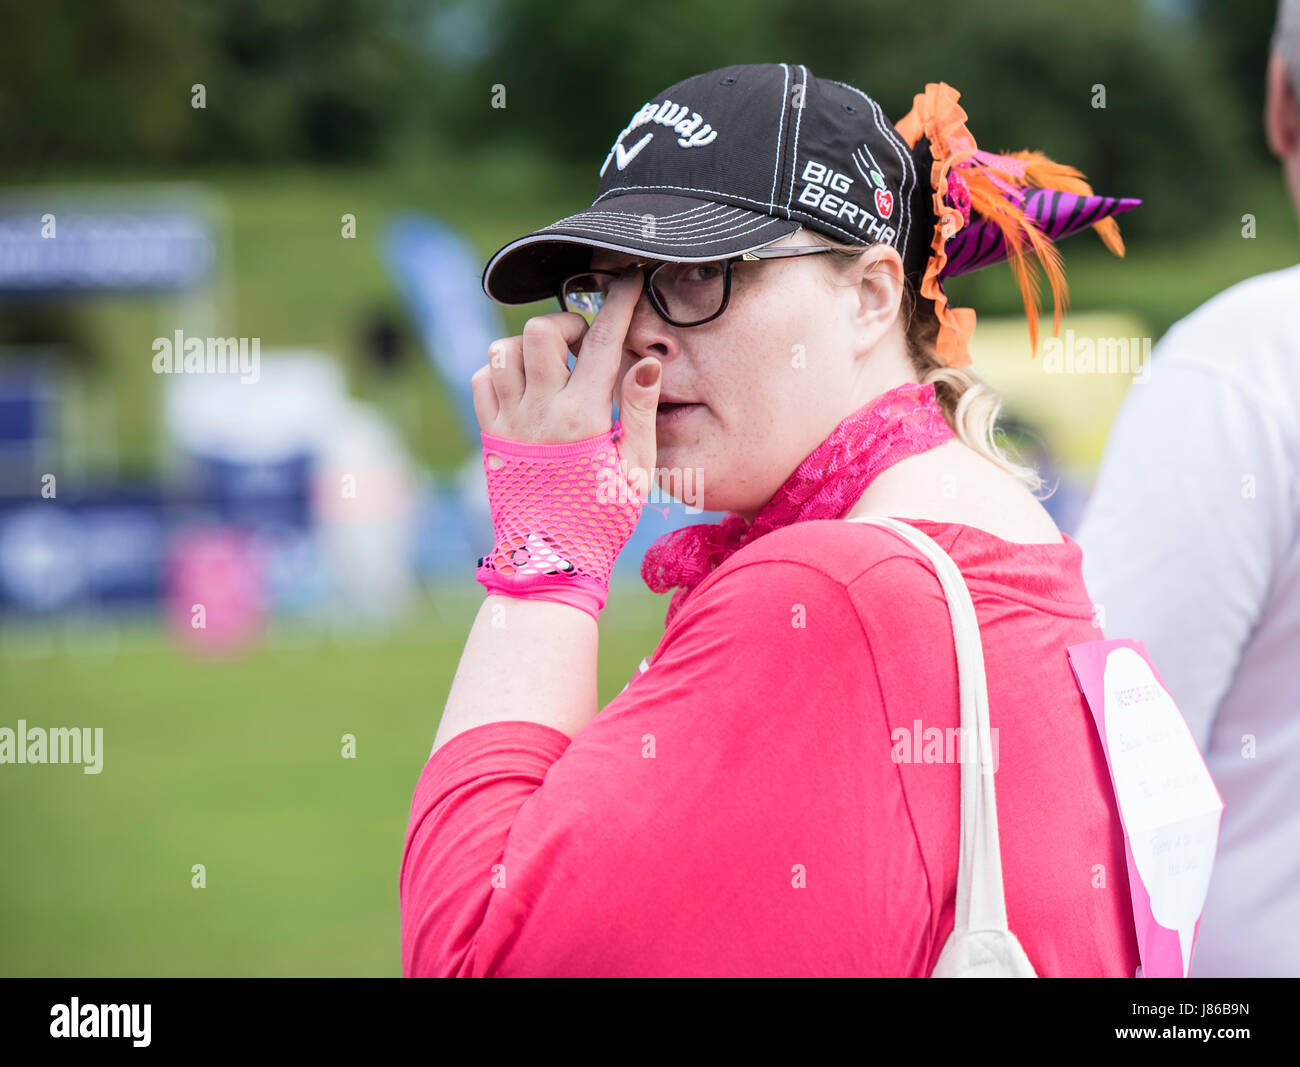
636, 363, 660, 388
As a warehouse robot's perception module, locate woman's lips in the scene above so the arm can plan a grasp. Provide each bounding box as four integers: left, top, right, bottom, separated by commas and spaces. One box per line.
655, 402, 703, 427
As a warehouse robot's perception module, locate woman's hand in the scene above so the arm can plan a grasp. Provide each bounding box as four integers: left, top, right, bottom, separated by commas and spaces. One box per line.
470, 271, 662, 500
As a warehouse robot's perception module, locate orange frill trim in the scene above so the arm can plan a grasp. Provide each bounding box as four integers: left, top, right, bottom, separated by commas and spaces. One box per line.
894, 82, 1126, 367
895, 83, 978, 367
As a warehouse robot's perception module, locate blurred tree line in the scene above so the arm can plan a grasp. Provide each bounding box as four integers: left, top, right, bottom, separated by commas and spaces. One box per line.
0, 0, 1286, 238
0, 0, 431, 166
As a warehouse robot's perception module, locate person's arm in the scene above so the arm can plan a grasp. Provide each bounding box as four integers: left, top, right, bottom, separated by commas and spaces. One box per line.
1075, 353, 1293, 750
430, 596, 598, 757
431, 269, 660, 757
400, 540, 928, 978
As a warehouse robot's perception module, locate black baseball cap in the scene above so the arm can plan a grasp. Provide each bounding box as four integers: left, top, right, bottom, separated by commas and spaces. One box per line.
481, 62, 935, 306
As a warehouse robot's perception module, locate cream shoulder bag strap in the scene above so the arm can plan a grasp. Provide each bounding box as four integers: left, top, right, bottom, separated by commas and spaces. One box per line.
847, 515, 1037, 978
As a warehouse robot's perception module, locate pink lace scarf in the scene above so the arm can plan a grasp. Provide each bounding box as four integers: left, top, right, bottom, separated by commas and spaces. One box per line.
641, 381, 955, 627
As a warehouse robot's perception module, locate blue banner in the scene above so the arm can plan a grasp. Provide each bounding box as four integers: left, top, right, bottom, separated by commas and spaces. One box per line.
0, 199, 215, 296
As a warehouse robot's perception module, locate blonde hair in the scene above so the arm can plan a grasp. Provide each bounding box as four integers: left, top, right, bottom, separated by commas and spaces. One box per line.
802, 230, 1046, 494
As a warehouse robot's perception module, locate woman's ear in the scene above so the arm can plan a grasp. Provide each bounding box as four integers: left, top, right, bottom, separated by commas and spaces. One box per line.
1266, 51, 1300, 160
852, 245, 907, 347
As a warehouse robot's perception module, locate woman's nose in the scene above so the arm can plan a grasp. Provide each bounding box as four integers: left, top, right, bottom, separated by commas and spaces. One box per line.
624, 285, 673, 351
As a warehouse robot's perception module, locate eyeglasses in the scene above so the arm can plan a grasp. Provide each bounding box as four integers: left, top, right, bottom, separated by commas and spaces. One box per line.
557, 246, 837, 328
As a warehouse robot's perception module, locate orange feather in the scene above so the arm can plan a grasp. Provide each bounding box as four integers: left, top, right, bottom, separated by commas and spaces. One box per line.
962, 159, 1069, 356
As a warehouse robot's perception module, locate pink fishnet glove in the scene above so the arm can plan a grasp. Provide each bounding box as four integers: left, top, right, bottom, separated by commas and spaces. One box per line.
475, 419, 645, 619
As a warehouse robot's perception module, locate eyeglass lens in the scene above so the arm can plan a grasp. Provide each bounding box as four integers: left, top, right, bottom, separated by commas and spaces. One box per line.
563, 261, 726, 325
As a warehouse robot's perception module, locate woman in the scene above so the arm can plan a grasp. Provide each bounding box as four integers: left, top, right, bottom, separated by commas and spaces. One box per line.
400, 63, 1142, 977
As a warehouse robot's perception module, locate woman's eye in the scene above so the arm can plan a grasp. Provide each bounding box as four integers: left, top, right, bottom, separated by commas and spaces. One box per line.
684, 263, 723, 283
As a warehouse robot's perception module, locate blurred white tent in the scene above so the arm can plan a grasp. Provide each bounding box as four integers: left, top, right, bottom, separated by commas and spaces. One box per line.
163, 350, 418, 622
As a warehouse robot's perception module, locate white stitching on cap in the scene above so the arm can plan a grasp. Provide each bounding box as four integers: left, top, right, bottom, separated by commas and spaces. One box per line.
856, 139, 885, 187
769, 63, 790, 211
548, 212, 775, 240
569, 203, 730, 222
545, 212, 785, 244
547, 202, 736, 228
862, 82, 909, 249
868, 94, 915, 256
559, 219, 773, 240
860, 88, 902, 246
549, 207, 785, 239
551, 205, 751, 233
548, 203, 740, 233
592, 183, 781, 209
591, 182, 865, 241
849, 145, 882, 220
849, 150, 881, 215
784, 65, 808, 211
826, 79, 914, 252
865, 88, 911, 251
589, 213, 779, 238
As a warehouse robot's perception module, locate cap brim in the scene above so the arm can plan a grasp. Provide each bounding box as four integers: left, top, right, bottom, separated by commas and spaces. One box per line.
481, 193, 801, 305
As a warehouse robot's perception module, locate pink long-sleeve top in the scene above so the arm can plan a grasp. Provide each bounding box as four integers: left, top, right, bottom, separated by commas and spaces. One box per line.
400, 517, 1142, 977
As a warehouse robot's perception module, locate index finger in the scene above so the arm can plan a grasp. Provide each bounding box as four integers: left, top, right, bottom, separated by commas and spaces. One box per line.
565, 270, 644, 398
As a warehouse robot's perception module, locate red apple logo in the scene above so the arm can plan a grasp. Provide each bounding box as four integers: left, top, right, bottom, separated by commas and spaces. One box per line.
875, 188, 894, 219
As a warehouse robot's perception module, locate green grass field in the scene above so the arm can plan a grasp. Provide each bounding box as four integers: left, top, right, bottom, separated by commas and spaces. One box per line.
0, 582, 666, 976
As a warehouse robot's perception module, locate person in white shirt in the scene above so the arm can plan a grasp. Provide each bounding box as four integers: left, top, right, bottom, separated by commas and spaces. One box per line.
1076, 0, 1300, 977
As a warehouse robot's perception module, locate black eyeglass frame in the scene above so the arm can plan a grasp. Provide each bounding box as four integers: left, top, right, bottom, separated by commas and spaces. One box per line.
556, 245, 838, 328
